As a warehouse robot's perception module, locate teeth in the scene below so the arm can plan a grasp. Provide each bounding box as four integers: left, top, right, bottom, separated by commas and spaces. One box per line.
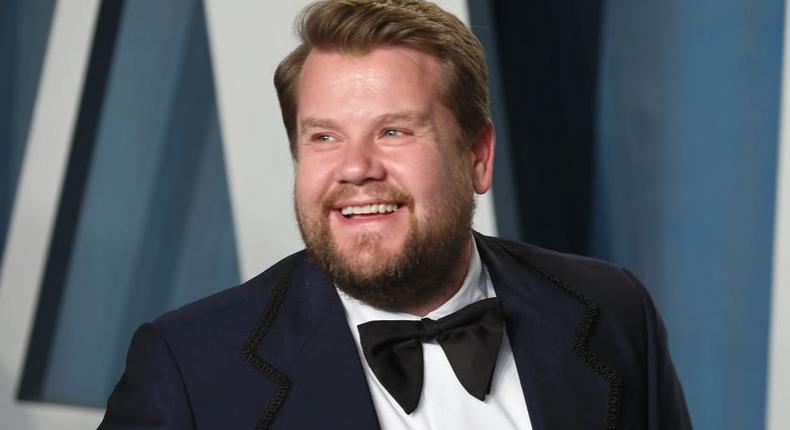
341, 204, 398, 216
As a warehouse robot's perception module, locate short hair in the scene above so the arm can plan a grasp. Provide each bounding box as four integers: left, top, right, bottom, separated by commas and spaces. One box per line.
274, 0, 490, 157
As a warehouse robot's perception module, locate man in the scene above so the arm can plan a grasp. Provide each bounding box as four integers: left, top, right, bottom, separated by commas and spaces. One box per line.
100, 1, 691, 429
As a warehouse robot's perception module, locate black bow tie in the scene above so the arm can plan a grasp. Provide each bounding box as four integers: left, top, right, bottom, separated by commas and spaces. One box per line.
358, 297, 504, 414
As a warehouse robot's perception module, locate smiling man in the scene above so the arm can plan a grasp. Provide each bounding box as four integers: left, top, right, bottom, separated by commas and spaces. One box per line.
294, 46, 485, 316
100, 1, 691, 429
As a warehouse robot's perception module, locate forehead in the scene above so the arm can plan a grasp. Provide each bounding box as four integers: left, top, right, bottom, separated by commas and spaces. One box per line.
300, 45, 440, 77
296, 47, 442, 112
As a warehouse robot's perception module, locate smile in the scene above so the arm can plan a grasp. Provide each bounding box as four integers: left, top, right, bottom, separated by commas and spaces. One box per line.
340, 203, 400, 218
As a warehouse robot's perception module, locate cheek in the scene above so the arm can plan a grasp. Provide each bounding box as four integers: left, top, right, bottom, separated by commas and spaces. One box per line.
423, 157, 472, 207
294, 165, 324, 206
392, 154, 454, 203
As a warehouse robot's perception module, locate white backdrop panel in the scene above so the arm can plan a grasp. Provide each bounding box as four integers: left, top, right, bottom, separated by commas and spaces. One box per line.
767, 0, 790, 427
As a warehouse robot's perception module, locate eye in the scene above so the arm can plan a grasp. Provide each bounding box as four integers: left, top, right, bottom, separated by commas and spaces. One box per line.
313, 134, 336, 143
382, 129, 401, 137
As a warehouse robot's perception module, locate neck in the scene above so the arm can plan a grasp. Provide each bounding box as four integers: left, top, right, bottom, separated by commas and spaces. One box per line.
403, 236, 474, 317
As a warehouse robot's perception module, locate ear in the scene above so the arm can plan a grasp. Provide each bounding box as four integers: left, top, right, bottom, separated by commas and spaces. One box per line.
470, 121, 495, 194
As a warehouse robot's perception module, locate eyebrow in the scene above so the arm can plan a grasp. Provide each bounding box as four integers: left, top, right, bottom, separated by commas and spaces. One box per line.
374, 111, 431, 128
299, 111, 432, 134
300, 118, 338, 134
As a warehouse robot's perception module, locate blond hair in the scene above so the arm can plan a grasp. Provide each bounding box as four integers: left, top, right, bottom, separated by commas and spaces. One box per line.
274, 0, 490, 157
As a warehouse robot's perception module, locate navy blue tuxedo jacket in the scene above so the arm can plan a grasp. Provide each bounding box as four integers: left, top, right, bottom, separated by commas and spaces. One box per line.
99, 234, 691, 429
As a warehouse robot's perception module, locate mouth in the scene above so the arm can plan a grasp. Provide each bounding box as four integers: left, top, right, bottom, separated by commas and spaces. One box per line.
336, 203, 403, 219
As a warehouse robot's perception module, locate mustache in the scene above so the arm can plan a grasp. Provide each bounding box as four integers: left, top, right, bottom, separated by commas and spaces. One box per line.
321, 183, 415, 213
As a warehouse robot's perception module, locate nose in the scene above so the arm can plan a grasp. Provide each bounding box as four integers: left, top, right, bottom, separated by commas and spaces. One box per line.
335, 140, 385, 185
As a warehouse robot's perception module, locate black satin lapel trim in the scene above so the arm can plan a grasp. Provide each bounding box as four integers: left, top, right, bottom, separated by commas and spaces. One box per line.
240, 259, 297, 430
474, 232, 623, 430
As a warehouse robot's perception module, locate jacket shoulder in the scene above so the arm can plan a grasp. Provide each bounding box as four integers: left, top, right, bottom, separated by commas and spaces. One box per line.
479, 234, 646, 304
152, 250, 307, 339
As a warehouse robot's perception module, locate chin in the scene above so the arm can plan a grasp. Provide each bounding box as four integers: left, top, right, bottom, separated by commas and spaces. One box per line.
333, 235, 404, 272
335, 229, 403, 253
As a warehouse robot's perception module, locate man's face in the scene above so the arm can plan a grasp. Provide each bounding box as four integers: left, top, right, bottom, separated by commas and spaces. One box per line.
293, 46, 493, 311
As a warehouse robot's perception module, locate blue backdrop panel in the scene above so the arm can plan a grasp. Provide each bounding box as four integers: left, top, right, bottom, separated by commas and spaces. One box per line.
33, 0, 240, 407
594, 0, 784, 428
0, 0, 56, 270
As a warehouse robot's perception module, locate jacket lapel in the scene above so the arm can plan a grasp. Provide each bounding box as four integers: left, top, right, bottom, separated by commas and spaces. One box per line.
476, 234, 611, 430
242, 253, 380, 430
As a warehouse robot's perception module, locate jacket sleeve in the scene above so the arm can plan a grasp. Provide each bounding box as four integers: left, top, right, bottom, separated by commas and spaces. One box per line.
98, 323, 195, 429
626, 270, 693, 429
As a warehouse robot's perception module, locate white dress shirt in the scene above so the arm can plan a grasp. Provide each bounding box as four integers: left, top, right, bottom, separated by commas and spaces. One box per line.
337, 241, 533, 430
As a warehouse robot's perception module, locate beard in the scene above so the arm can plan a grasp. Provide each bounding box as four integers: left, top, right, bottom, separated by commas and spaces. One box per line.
296, 174, 475, 313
